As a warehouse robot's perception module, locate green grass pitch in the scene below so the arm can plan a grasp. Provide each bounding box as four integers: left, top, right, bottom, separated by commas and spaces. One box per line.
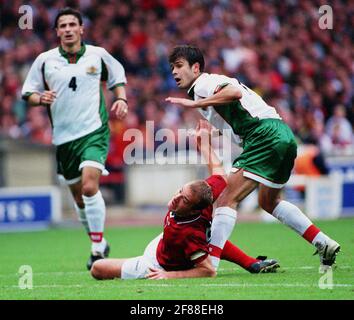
0, 218, 353, 300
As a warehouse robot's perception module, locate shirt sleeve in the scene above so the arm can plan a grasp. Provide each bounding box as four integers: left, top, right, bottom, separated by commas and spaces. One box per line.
100, 48, 127, 90
21, 54, 45, 100
205, 175, 227, 202
194, 74, 237, 99
190, 250, 209, 265
185, 231, 209, 264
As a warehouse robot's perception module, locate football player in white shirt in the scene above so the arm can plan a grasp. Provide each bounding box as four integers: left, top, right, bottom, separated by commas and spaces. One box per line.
22, 7, 128, 270
166, 45, 340, 272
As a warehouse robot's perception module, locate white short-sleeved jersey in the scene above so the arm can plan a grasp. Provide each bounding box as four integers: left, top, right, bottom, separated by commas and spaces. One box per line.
22, 44, 127, 145
188, 73, 281, 145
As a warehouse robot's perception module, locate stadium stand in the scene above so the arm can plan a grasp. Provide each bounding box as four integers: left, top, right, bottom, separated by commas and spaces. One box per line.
0, 1, 353, 205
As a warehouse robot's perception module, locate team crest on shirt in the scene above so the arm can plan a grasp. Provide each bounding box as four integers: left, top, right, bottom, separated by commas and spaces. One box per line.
86, 66, 99, 75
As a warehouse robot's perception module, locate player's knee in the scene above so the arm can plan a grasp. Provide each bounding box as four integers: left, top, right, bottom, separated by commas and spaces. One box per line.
81, 181, 99, 197
91, 260, 105, 280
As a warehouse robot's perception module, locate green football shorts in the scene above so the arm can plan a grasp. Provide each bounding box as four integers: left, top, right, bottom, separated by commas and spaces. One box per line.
233, 119, 297, 188
56, 124, 110, 184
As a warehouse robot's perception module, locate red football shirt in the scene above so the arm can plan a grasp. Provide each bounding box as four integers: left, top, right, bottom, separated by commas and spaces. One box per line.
156, 175, 226, 271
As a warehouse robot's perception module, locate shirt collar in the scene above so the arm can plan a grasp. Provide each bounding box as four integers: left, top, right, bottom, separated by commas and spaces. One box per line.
59, 42, 86, 62
187, 73, 207, 98
171, 211, 201, 224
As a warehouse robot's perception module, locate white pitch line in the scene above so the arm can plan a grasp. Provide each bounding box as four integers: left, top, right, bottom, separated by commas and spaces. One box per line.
279, 266, 352, 270
1, 282, 353, 290
0, 265, 351, 278
200, 283, 354, 288
0, 271, 87, 278
219, 265, 352, 271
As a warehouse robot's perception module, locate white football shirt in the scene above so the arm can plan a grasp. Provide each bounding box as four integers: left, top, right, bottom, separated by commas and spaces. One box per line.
22, 44, 127, 145
188, 73, 281, 144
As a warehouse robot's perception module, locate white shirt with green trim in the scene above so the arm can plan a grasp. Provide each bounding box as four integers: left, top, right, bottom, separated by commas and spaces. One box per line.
188, 73, 281, 144
22, 44, 127, 145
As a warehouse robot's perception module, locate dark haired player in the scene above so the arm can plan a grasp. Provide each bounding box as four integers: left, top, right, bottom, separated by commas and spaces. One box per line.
166, 45, 340, 272
22, 7, 129, 270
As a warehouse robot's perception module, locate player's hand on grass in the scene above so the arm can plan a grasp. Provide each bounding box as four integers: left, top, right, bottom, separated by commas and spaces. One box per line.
166, 97, 199, 108
111, 99, 128, 120
40, 90, 56, 105
146, 268, 169, 280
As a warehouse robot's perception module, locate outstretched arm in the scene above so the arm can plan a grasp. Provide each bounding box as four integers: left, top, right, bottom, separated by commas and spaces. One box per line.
194, 119, 226, 179
146, 255, 216, 280
166, 84, 242, 109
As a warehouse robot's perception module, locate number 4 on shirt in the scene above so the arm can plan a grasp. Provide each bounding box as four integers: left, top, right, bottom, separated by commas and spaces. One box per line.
68, 77, 77, 91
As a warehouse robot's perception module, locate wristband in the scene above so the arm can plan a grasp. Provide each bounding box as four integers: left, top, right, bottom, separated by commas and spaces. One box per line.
115, 98, 128, 104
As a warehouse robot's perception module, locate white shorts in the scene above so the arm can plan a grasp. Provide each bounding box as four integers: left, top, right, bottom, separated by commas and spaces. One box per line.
121, 233, 164, 280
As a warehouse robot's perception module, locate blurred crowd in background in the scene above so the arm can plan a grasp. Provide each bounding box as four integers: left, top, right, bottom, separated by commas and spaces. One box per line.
1, 0, 353, 164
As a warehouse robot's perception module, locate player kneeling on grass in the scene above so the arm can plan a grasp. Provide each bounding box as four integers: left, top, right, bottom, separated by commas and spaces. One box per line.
91, 120, 279, 280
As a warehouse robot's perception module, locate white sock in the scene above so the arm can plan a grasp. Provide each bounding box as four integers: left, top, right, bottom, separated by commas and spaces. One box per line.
272, 200, 313, 235
312, 232, 330, 246
91, 238, 107, 254
82, 190, 107, 254
209, 207, 237, 270
74, 204, 90, 233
